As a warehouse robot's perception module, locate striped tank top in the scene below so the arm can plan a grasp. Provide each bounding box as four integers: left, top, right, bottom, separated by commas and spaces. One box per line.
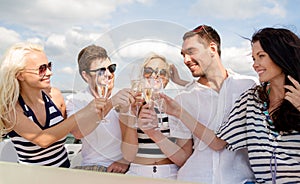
8, 91, 70, 167
137, 112, 176, 158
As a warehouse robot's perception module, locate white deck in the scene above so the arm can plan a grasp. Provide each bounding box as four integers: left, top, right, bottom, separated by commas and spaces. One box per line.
0, 161, 198, 184
0, 139, 199, 184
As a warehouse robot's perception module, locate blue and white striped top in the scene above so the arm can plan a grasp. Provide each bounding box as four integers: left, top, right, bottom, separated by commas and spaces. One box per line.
216, 88, 300, 183
8, 91, 69, 167
137, 114, 176, 159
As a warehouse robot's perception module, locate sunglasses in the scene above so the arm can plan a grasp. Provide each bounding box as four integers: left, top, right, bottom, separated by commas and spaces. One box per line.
86, 64, 116, 74
192, 25, 214, 42
25, 62, 52, 77
193, 25, 209, 34
143, 67, 167, 77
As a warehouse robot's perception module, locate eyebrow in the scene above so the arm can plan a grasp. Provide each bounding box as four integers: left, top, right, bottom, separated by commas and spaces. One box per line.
182, 46, 192, 52
255, 50, 265, 56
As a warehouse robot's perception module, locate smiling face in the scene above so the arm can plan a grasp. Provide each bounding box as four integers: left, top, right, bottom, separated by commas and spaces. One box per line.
83, 58, 115, 97
143, 57, 169, 88
181, 35, 212, 78
252, 41, 283, 83
18, 50, 52, 90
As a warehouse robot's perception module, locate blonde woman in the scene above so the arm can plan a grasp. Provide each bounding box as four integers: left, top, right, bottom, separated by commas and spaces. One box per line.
120, 53, 192, 179
0, 42, 127, 167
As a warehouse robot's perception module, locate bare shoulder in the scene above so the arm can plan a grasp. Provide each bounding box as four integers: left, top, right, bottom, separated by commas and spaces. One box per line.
49, 87, 63, 98
44, 87, 66, 118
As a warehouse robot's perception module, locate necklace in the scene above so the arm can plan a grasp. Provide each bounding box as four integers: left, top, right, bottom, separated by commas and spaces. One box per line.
262, 101, 283, 184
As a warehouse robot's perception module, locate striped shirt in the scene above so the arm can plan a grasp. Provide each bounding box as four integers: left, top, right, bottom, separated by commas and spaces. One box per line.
8, 91, 69, 167
137, 114, 176, 158
217, 88, 300, 183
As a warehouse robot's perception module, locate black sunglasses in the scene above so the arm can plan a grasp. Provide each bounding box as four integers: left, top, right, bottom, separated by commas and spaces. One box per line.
25, 62, 52, 77
143, 67, 167, 77
86, 64, 116, 74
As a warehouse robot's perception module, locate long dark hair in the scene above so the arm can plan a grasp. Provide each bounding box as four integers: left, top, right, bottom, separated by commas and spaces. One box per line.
252, 27, 300, 132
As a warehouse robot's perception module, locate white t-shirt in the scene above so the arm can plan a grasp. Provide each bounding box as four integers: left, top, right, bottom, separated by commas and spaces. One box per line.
170, 70, 257, 184
66, 87, 122, 167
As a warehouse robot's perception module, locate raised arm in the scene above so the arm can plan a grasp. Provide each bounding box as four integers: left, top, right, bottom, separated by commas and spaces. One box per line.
169, 64, 190, 87
160, 93, 227, 151
138, 104, 193, 166
11, 98, 105, 148
119, 114, 139, 162
70, 88, 134, 139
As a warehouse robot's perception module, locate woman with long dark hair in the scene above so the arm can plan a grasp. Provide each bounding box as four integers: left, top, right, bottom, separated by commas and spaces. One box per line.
155, 27, 300, 183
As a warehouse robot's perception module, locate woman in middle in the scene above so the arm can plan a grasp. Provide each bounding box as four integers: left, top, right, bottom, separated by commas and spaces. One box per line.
120, 53, 192, 179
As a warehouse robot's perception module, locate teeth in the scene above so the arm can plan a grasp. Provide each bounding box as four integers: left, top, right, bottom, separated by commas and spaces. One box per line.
257, 70, 264, 74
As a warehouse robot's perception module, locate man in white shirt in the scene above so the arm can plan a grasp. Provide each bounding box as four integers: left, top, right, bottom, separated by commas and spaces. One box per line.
66, 45, 133, 173
169, 25, 257, 183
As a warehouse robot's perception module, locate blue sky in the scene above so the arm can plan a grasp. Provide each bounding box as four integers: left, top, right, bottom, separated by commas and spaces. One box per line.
0, 0, 299, 93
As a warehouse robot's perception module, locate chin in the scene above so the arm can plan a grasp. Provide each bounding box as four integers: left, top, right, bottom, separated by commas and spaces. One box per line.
258, 78, 267, 83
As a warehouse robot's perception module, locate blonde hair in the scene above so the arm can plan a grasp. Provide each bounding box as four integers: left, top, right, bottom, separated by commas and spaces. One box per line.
0, 42, 44, 138
142, 52, 170, 78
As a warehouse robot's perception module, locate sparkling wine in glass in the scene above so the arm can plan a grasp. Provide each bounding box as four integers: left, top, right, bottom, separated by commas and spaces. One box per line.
151, 78, 166, 130
121, 79, 142, 116
141, 78, 156, 128
119, 63, 142, 128
96, 70, 109, 123
143, 87, 153, 104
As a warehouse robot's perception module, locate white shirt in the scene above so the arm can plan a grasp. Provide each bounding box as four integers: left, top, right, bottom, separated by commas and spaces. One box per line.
66, 87, 122, 167
170, 70, 257, 184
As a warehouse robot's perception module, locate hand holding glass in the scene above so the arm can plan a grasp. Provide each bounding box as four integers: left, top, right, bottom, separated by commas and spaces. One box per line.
96, 70, 109, 123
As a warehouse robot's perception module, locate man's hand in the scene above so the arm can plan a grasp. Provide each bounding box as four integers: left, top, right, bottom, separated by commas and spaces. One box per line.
107, 160, 129, 173
111, 88, 135, 113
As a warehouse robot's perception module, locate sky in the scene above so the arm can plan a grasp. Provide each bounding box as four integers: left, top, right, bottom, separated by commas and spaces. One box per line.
0, 0, 299, 94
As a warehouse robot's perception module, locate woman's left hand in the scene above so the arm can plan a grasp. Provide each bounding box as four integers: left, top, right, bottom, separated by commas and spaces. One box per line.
284, 75, 300, 111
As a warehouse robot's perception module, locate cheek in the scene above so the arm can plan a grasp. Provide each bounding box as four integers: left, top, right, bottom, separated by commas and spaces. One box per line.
109, 77, 115, 87
162, 78, 169, 87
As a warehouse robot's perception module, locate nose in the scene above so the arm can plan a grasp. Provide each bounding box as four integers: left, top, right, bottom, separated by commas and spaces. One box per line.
252, 60, 259, 70
103, 68, 112, 75
46, 67, 52, 76
183, 54, 192, 65
150, 72, 159, 79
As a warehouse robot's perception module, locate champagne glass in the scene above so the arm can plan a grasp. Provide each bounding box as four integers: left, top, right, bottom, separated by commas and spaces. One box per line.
120, 64, 143, 128
120, 79, 142, 116
151, 77, 166, 130
130, 79, 143, 127
96, 70, 109, 123
142, 78, 153, 105
120, 64, 142, 114
141, 78, 155, 128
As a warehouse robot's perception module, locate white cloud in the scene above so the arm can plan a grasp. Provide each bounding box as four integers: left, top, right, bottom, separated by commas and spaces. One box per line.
46, 34, 66, 49
0, 0, 152, 34
26, 37, 43, 45
0, 27, 20, 54
222, 42, 257, 77
42, 27, 102, 63
58, 66, 76, 75
190, 0, 286, 20
116, 40, 181, 59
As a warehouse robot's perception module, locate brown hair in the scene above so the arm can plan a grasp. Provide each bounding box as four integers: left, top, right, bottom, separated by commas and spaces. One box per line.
183, 25, 221, 56
77, 45, 108, 81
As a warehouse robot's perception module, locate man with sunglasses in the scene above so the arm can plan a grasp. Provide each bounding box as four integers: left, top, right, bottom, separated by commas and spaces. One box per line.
159, 25, 257, 183
66, 44, 133, 173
